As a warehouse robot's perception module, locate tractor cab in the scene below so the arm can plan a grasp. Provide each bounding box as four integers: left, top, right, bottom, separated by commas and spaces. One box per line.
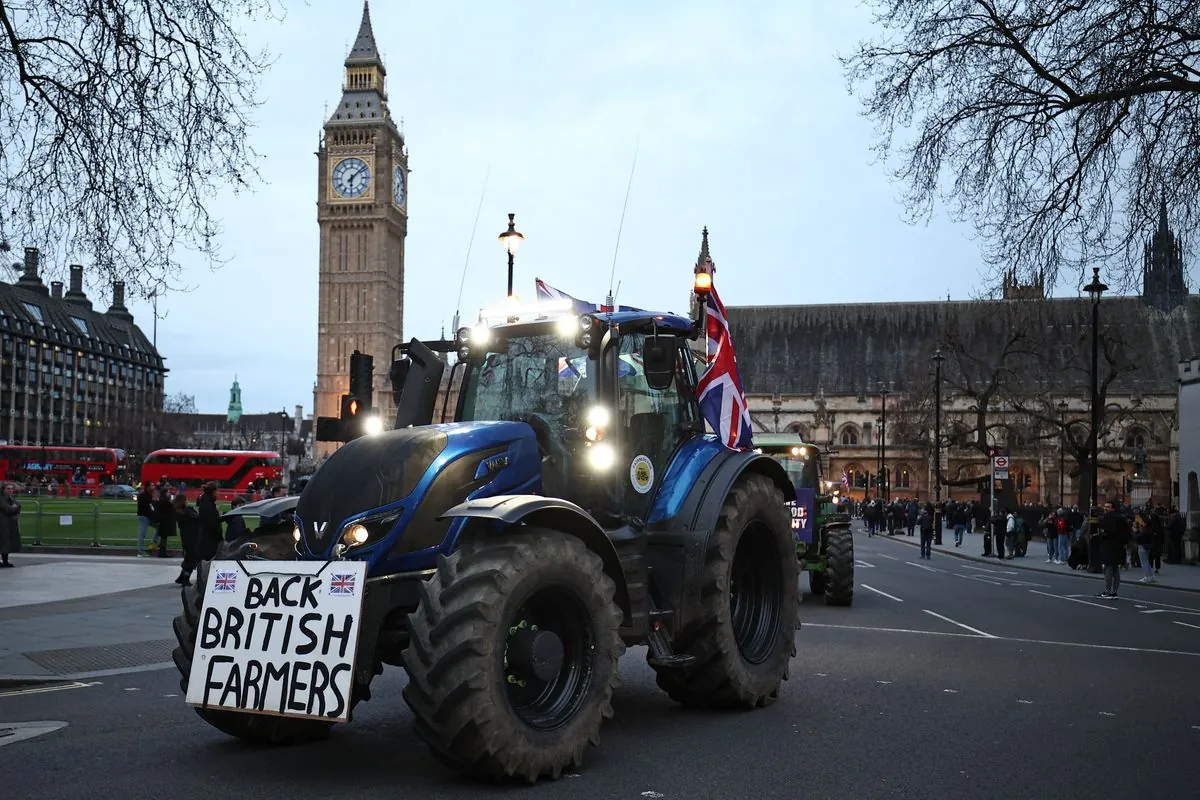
397, 297, 707, 527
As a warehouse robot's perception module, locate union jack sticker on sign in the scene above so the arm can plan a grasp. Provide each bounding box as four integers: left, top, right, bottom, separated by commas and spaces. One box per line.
212, 570, 238, 593
329, 573, 357, 596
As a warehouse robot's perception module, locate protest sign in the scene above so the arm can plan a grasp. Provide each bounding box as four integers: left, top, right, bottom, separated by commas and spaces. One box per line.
185, 559, 368, 722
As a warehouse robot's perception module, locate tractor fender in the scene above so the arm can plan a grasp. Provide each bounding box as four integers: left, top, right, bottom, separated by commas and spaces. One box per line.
658, 449, 795, 632
438, 495, 631, 622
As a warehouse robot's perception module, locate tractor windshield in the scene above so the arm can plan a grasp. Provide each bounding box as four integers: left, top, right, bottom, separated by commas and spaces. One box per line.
770, 449, 818, 495
459, 331, 595, 441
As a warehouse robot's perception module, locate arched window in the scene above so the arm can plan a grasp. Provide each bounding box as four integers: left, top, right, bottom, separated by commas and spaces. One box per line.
894, 464, 913, 489
1124, 427, 1148, 449
839, 425, 860, 446
844, 463, 868, 489
786, 422, 810, 441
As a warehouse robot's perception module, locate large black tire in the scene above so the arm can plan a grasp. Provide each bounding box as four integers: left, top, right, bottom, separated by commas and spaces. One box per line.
171, 543, 343, 745
652, 473, 800, 708
808, 570, 827, 596
823, 527, 854, 606
402, 529, 624, 783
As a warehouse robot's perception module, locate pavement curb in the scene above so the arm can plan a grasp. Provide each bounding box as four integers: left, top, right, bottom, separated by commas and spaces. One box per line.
24, 545, 139, 556
0, 675, 68, 690
868, 529, 1200, 595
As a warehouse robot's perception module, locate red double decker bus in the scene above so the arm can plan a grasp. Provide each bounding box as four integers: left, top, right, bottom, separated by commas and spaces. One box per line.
0, 445, 124, 495
140, 449, 285, 496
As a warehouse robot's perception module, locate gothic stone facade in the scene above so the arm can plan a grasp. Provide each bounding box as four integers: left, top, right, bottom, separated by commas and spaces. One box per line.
314, 3, 408, 457
0, 248, 166, 454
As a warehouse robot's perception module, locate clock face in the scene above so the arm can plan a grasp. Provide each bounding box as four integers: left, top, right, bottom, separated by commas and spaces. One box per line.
332, 157, 371, 199
392, 166, 405, 206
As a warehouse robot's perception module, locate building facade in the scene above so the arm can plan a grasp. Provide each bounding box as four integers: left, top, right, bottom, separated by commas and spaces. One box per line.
1179, 358, 1200, 519
0, 247, 167, 454
314, 1, 409, 457
715, 211, 1196, 510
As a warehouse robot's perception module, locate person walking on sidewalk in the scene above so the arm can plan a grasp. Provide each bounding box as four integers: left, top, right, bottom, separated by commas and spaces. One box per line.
174, 494, 200, 586
135, 484, 157, 557
0, 481, 21, 568
196, 483, 223, 561
1096, 501, 1131, 599
154, 487, 176, 558
1133, 507, 1156, 584
918, 503, 934, 559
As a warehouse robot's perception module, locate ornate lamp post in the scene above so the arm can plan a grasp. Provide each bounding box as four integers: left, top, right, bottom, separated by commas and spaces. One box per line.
1084, 267, 1108, 573
932, 349, 945, 545
497, 213, 524, 298
1057, 399, 1068, 506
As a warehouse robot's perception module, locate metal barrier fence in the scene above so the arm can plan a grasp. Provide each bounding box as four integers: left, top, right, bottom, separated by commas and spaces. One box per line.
18, 498, 233, 548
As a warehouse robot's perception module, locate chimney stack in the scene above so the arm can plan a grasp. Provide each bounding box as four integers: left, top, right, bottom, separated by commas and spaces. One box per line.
51, 281, 63, 299
64, 264, 92, 309
105, 279, 134, 322
15, 247, 49, 295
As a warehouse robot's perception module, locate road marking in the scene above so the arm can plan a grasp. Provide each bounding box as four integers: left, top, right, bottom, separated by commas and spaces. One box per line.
0, 681, 96, 699
0, 721, 68, 747
1140, 609, 1200, 616
961, 564, 1020, 576
801, 622, 1200, 657
955, 573, 1004, 586
1006, 580, 1050, 588
1109, 596, 1200, 612
854, 560, 876, 568
860, 583, 903, 602
906, 561, 942, 573
876, 553, 900, 561
1173, 621, 1200, 631
1018, 700, 1033, 704
1099, 712, 1115, 717
943, 689, 958, 693
1029, 590, 1116, 610
923, 609, 997, 638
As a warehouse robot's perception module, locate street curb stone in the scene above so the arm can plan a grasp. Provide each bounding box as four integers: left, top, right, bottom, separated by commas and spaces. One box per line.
870, 529, 1200, 595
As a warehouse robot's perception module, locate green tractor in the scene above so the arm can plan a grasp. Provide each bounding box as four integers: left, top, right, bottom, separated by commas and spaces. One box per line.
754, 434, 854, 606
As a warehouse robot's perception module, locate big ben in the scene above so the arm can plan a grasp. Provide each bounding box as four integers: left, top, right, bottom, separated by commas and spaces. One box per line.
315, 1, 407, 457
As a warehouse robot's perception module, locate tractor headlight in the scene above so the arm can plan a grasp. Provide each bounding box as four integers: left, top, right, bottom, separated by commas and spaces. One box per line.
556, 314, 579, 338
343, 524, 370, 546
585, 405, 609, 442
363, 415, 384, 436
587, 442, 615, 470
292, 525, 301, 542
470, 323, 491, 346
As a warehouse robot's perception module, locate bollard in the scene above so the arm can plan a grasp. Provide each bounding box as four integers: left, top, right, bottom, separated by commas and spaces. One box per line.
92, 502, 101, 547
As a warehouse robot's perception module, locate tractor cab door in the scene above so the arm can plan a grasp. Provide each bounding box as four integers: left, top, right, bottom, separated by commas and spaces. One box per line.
612, 333, 700, 522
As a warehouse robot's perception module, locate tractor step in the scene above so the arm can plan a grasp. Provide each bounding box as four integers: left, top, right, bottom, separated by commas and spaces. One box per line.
647, 653, 696, 669
648, 608, 674, 622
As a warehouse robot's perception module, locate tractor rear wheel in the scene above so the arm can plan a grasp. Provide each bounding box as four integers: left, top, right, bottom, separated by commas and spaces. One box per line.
808, 570, 827, 597
402, 529, 624, 783
171, 545, 343, 745
823, 527, 855, 606
652, 473, 799, 708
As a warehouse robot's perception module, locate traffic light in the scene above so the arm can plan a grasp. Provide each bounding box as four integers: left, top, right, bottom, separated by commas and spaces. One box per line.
349, 351, 374, 410
1024, 474, 1032, 489
340, 393, 361, 421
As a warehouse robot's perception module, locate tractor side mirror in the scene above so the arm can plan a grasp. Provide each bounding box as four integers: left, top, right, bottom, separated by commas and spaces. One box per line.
389, 358, 411, 406
642, 335, 676, 391
394, 338, 445, 428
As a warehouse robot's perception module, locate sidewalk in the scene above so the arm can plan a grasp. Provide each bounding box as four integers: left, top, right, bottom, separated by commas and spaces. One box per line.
861, 523, 1200, 593
0, 554, 182, 685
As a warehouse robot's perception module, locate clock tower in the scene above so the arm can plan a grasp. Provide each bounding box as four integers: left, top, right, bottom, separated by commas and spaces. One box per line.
315, 1, 408, 456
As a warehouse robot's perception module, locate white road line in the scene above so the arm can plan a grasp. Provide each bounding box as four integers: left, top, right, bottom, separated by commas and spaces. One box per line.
802, 622, 1200, 657
1029, 589, 1117, 610
0, 681, 95, 699
955, 573, 1004, 586
1173, 621, 1200, 631
1140, 609, 1200, 616
906, 561, 943, 573
923, 609, 997, 638
1006, 580, 1051, 588
960, 564, 1021, 576
1105, 596, 1200, 613
876, 553, 900, 561
860, 583, 903, 602
855, 560, 876, 568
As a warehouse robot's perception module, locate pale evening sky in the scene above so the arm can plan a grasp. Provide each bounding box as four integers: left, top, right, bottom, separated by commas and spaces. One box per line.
95, 1, 1023, 414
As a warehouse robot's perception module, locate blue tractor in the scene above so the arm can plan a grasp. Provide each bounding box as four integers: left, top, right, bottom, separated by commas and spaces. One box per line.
173, 287, 799, 782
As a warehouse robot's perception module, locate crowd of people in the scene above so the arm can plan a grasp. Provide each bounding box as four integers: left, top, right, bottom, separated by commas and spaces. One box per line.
135, 482, 289, 587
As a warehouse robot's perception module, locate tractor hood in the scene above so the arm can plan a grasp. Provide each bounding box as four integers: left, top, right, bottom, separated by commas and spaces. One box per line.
294, 421, 538, 561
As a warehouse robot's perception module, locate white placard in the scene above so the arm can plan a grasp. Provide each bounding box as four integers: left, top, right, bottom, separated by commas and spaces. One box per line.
185, 559, 368, 723
59, 515, 72, 525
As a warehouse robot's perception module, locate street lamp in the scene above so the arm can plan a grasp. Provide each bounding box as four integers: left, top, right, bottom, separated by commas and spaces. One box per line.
497, 213, 524, 298
1057, 399, 1068, 506
932, 349, 945, 545
879, 383, 890, 503
1084, 266, 1108, 573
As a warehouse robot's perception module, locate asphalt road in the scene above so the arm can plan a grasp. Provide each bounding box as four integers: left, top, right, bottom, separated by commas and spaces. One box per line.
4, 534, 1199, 800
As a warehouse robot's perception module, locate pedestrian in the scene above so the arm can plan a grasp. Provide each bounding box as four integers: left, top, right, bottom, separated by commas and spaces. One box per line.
174, 494, 200, 586
952, 504, 967, 548
1042, 511, 1058, 564
135, 484, 157, 558
196, 483, 223, 561
1004, 509, 1018, 560
1095, 501, 1131, 599
154, 488, 176, 558
1166, 507, 1185, 564
918, 503, 934, 559
1133, 508, 1156, 584
225, 496, 250, 542
0, 481, 21, 567
1055, 509, 1070, 567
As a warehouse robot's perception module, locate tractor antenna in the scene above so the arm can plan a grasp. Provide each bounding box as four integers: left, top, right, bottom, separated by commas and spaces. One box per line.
453, 163, 491, 334
607, 135, 640, 300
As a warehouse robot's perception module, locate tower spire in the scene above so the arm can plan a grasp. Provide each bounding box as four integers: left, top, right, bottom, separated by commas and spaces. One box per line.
694, 226, 715, 275
346, 1, 382, 68
1159, 195, 1169, 233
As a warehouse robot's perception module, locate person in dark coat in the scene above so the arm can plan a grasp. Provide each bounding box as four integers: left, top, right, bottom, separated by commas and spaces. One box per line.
918, 503, 934, 559
1166, 508, 1185, 565
154, 488, 175, 558
196, 483, 223, 561
1095, 501, 1131, 599
174, 494, 200, 586
135, 485, 157, 557
224, 495, 250, 542
0, 481, 21, 567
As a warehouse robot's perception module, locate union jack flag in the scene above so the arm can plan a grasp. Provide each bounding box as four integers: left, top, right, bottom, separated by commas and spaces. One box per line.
696, 284, 753, 450
841, 467, 850, 490
329, 573, 357, 596
535, 279, 644, 314
213, 570, 238, 593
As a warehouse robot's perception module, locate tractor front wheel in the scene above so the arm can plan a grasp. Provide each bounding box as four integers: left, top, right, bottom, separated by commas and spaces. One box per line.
808, 569, 827, 597
823, 527, 855, 606
402, 529, 624, 783
652, 473, 799, 708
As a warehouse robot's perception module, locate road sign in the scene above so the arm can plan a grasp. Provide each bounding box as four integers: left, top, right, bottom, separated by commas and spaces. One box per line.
992, 456, 1009, 469
995, 468, 1009, 480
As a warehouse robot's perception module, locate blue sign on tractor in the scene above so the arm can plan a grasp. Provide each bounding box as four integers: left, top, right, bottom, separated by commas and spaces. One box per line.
789, 489, 815, 543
